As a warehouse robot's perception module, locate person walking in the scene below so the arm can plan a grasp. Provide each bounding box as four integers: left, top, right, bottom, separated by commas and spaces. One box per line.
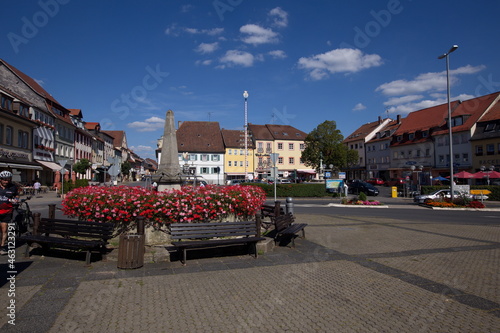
0, 171, 19, 255
33, 180, 41, 194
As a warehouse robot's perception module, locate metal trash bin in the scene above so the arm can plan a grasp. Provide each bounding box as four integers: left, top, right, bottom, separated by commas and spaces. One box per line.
117, 234, 145, 269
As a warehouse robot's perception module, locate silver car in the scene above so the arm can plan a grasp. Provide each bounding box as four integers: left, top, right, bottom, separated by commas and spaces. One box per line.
413, 189, 471, 203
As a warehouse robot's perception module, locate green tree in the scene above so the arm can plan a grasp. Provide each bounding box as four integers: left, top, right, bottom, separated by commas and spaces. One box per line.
301, 120, 358, 173
121, 161, 132, 178
72, 158, 91, 178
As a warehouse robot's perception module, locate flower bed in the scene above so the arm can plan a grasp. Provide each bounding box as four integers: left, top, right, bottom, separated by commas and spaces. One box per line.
342, 199, 384, 206
62, 185, 266, 229
425, 200, 485, 208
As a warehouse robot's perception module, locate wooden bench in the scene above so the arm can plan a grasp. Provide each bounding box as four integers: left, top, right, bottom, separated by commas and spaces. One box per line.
170, 220, 265, 265
274, 213, 308, 247
19, 217, 114, 265
260, 201, 285, 230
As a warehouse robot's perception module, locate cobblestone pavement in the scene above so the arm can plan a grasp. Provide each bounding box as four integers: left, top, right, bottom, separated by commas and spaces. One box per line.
0, 195, 499, 332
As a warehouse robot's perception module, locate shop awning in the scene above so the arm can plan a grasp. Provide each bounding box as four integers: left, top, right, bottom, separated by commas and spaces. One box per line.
0, 162, 42, 170
36, 160, 67, 172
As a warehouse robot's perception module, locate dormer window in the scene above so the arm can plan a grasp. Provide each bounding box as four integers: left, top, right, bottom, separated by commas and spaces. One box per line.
408, 133, 415, 140
485, 123, 496, 132
397, 135, 402, 142
422, 131, 428, 138
451, 116, 463, 127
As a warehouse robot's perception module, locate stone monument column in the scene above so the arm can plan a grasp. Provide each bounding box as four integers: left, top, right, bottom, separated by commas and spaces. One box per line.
153, 110, 183, 191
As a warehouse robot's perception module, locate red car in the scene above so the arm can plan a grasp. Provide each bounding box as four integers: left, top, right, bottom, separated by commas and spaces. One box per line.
367, 178, 384, 185
384, 178, 405, 186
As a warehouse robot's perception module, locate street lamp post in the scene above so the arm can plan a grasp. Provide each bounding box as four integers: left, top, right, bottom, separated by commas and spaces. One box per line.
243, 91, 249, 181
480, 165, 494, 185
270, 153, 279, 202
438, 44, 458, 200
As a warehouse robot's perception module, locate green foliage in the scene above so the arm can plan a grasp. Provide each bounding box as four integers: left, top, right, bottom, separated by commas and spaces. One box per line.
357, 191, 367, 201
121, 161, 132, 176
301, 120, 358, 172
73, 158, 91, 175
60, 179, 90, 194
242, 183, 328, 197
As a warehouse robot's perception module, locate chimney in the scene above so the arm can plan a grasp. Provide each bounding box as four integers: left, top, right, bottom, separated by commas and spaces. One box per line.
178, 121, 183, 128
397, 115, 401, 124
378, 116, 382, 124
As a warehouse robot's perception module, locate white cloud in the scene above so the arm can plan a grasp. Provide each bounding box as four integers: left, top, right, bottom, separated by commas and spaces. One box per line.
269, 7, 288, 28
383, 95, 424, 106
376, 65, 486, 96
219, 50, 255, 67
297, 48, 383, 80
352, 103, 366, 111
128, 116, 165, 132
195, 42, 219, 54
130, 145, 154, 152
165, 24, 224, 37
240, 24, 278, 45
268, 50, 287, 59
195, 59, 213, 66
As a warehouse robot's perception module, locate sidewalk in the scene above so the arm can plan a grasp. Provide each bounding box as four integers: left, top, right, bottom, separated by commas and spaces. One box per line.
1, 190, 499, 332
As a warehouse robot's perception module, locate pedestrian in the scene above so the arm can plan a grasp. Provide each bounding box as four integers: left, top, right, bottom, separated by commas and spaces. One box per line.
33, 180, 41, 194
0, 171, 19, 255
152, 181, 158, 191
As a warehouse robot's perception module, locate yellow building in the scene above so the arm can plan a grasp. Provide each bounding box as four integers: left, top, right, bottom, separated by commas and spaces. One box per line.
221, 129, 254, 182
249, 124, 315, 181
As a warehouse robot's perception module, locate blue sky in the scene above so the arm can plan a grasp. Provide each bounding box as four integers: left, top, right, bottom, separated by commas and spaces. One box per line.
2, 1, 500, 159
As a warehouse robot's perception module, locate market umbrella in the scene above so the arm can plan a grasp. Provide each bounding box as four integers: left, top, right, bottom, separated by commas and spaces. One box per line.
452, 171, 474, 178
432, 176, 448, 181
472, 171, 500, 179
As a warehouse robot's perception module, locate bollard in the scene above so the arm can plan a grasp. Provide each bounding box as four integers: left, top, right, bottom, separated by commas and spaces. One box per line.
286, 197, 294, 215
136, 216, 145, 235
33, 212, 41, 235
48, 204, 56, 219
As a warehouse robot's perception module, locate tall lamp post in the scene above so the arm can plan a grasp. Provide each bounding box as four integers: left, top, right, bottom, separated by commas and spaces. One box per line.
243, 91, 249, 181
270, 153, 279, 202
438, 44, 458, 200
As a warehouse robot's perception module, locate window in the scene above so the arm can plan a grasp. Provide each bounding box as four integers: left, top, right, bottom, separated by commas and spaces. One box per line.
200, 167, 209, 174
397, 136, 402, 142
409, 133, 415, 140
416, 150, 421, 157
422, 131, 428, 138
239, 150, 243, 155
462, 153, 469, 162
234, 161, 237, 166
20, 105, 29, 117
278, 157, 283, 164
1, 95, 13, 110
451, 117, 463, 127
485, 123, 496, 132
5, 126, 12, 145
408, 150, 412, 157
288, 143, 294, 150
439, 155, 445, 163
277, 143, 283, 150
189, 154, 197, 161
228, 149, 232, 155
425, 149, 430, 156
437, 137, 444, 146
486, 144, 494, 155
240, 161, 243, 167
300, 143, 305, 150
201, 154, 209, 162
228, 161, 232, 167
211, 155, 220, 162
393, 152, 398, 159
289, 157, 294, 164
0, 124, 3, 144
475, 145, 483, 156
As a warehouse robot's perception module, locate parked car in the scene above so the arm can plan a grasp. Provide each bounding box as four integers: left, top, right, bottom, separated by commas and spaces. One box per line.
279, 179, 292, 184
384, 178, 405, 186
413, 189, 478, 204
367, 178, 384, 185
348, 181, 380, 196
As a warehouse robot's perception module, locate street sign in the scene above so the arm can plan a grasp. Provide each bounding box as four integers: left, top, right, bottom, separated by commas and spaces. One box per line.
339, 172, 346, 179
108, 164, 120, 177
58, 159, 67, 167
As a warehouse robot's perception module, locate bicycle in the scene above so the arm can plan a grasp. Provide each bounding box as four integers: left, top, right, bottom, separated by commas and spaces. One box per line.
13, 196, 33, 237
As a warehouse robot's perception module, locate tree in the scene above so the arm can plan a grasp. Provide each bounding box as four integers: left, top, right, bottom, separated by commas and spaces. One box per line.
301, 120, 358, 173
73, 158, 91, 178
121, 161, 132, 179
